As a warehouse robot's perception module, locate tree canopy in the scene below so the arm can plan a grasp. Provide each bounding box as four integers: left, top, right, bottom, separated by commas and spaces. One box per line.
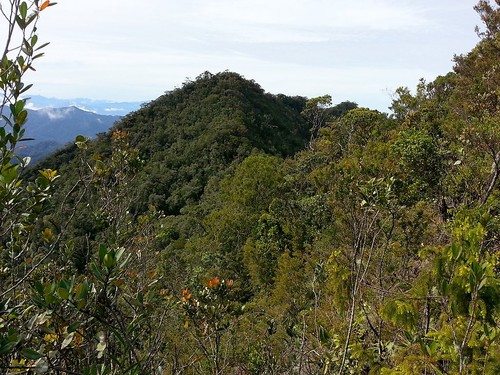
1, 1, 500, 374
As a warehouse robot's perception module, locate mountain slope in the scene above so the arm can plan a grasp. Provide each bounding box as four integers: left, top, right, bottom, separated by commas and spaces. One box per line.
42, 71, 309, 215
19, 107, 120, 164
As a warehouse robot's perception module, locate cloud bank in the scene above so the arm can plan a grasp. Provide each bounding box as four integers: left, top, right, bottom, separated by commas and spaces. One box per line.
30, 0, 481, 111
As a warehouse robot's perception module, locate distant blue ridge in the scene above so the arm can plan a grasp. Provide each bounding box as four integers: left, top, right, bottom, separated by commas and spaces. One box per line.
14, 105, 122, 165
25, 95, 144, 116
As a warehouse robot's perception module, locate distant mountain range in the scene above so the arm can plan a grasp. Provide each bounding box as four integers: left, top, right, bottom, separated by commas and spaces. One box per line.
26, 95, 144, 116
18, 106, 122, 164
14, 96, 143, 165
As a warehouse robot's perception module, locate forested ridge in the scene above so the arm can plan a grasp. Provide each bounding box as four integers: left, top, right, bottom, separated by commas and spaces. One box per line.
1, 1, 499, 374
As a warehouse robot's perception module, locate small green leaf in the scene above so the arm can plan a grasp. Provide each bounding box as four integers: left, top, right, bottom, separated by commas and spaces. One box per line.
478, 278, 487, 291
1, 163, 20, 185
25, 13, 37, 27
19, 83, 33, 94
57, 287, 69, 300
32, 52, 45, 60
115, 247, 126, 262
20, 2, 28, 19
68, 322, 81, 333
31, 294, 46, 307
0, 340, 18, 355
90, 263, 104, 281
75, 135, 89, 150
16, 109, 28, 125
98, 244, 107, 262
103, 252, 115, 268
75, 280, 89, 300
34, 42, 50, 51
15, 100, 25, 114
94, 159, 105, 170
22, 348, 43, 360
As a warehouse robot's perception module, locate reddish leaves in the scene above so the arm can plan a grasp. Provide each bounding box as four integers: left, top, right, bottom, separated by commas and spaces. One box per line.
40, 1, 50, 11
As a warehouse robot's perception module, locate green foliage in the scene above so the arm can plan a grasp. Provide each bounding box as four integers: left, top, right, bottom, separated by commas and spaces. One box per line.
243, 213, 290, 290
384, 205, 500, 374
392, 127, 445, 202
0, 2, 64, 373
301, 94, 332, 143
181, 277, 242, 374
2, 2, 500, 374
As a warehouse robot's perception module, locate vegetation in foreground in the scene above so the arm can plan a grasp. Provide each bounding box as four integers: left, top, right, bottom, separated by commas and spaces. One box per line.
1, 1, 499, 374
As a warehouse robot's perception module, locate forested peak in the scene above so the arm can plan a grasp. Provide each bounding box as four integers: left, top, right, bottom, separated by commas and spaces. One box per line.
179, 71, 264, 96
136, 71, 266, 118
40, 71, 310, 216
116, 70, 306, 138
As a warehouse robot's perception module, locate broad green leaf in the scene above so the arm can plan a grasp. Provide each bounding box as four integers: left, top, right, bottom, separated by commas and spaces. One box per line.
99, 244, 107, 261
20, 2, 28, 19
16, 109, 28, 125
75, 281, 89, 308
478, 278, 487, 291
103, 252, 115, 268
68, 322, 81, 333
15, 99, 25, 114
0, 340, 18, 355
22, 348, 43, 360
57, 287, 69, 300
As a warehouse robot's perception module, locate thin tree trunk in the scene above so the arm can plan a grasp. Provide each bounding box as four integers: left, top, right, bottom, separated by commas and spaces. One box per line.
481, 150, 500, 205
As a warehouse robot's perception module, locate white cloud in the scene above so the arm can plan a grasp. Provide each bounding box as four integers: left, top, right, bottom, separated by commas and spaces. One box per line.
73, 105, 96, 113
196, 0, 427, 31
39, 107, 75, 120
25, 102, 43, 111
27, 0, 481, 110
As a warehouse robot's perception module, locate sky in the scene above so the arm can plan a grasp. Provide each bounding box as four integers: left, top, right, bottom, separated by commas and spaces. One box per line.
26, 0, 483, 112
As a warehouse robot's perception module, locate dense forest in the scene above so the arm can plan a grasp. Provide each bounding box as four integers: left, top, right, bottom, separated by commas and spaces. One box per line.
1, 1, 499, 374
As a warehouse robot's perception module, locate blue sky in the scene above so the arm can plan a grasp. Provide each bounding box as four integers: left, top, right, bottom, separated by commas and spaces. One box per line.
29, 0, 482, 112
